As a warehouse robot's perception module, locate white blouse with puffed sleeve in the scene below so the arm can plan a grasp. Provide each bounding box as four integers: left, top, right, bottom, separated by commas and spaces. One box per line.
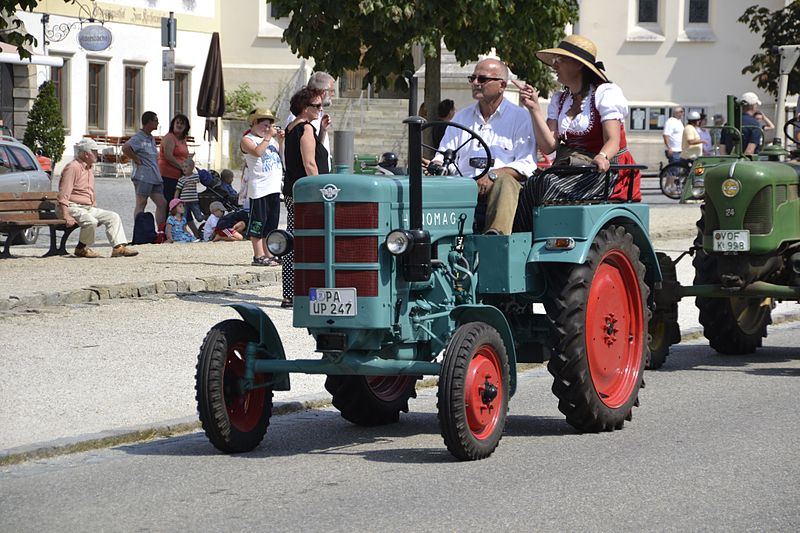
547, 83, 629, 135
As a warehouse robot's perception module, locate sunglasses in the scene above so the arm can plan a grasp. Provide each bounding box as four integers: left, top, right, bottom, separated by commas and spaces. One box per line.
468, 75, 504, 84
308, 103, 323, 109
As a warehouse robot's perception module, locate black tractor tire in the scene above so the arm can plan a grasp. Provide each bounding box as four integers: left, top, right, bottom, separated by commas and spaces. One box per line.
546, 225, 649, 432
196, 319, 272, 453
693, 238, 772, 355
648, 252, 681, 369
325, 375, 418, 426
438, 322, 509, 461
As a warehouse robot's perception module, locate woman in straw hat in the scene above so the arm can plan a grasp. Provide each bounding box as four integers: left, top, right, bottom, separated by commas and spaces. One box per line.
240, 107, 284, 266
513, 34, 640, 210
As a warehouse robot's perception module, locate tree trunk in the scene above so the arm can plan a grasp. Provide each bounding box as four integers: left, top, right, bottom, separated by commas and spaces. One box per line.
423, 42, 441, 157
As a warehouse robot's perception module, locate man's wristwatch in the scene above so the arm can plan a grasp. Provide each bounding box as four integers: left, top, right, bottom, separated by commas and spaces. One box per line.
487, 170, 498, 182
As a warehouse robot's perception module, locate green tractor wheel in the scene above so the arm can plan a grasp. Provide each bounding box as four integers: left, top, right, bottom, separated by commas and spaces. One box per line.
195, 319, 273, 453
438, 322, 509, 461
325, 375, 417, 426
693, 246, 772, 355
546, 225, 649, 432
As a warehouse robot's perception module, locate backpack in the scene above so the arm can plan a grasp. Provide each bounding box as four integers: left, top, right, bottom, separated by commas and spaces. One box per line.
132, 211, 157, 245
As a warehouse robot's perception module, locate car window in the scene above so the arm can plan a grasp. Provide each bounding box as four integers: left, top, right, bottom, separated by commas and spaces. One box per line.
6, 145, 38, 171
0, 147, 13, 174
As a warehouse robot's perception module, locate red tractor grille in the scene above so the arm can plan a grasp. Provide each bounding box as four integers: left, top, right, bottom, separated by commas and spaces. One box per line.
295, 202, 324, 229
336, 270, 378, 297
294, 236, 324, 263
335, 236, 378, 263
336, 203, 378, 229
294, 269, 325, 297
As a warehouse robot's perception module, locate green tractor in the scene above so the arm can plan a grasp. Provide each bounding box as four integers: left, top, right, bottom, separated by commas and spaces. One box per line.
195, 118, 660, 461
648, 45, 800, 368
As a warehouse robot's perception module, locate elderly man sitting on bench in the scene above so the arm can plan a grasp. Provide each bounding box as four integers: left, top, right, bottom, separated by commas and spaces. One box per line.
58, 138, 138, 258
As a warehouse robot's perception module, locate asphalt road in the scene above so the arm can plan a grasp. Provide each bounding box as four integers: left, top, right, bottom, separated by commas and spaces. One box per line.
1, 322, 798, 531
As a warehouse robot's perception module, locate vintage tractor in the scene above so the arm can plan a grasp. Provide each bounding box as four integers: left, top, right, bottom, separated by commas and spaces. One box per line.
195, 118, 661, 461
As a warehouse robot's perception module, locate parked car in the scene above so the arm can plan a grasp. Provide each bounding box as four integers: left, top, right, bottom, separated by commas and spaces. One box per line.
0, 135, 53, 245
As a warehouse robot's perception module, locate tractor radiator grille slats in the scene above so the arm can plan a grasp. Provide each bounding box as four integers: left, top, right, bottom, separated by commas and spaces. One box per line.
293, 202, 380, 298
743, 186, 773, 235
775, 185, 787, 206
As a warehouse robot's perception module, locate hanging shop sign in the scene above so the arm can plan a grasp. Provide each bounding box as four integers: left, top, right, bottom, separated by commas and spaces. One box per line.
77, 25, 112, 52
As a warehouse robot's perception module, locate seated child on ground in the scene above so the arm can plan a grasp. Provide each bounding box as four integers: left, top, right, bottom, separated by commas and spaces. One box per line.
204, 201, 246, 241
166, 199, 196, 243
176, 158, 204, 237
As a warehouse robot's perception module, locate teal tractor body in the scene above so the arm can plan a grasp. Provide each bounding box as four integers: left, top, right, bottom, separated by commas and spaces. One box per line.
196, 117, 660, 460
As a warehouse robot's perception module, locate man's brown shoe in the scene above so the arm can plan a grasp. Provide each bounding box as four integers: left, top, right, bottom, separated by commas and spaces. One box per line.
74, 246, 100, 258
111, 245, 138, 258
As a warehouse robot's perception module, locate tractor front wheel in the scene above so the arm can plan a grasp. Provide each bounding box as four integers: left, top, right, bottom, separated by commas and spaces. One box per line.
438, 322, 509, 461
547, 225, 648, 432
195, 319, 272, 453
325, 375, 417, 426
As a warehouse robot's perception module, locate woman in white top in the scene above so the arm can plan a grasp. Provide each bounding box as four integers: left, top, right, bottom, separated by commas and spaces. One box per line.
240, 108, 284, 266
514, 34, 641, 207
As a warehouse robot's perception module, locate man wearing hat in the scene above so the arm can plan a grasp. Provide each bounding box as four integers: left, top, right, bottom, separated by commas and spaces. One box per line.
57, 138, 138, 258
722, 92, 764, 155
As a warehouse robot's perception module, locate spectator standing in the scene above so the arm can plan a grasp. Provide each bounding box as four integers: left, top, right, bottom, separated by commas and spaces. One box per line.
157, 113, 192, 203
662, 106, 685, 163
681, 111, 705, 160
753, 110, 775, 132
123, 111, 168, 239
285, 71, 335, 167
176, 158, 204, 237
57, 138, 138, 258
697, 114, 713, 156
431, 58, 537, 235
721, 92, 763, 155
282, 87, 330, 308
241, 108, 283, 266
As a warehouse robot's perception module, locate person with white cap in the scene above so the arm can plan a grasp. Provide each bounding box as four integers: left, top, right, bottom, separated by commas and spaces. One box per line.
57, 138, 138, 258
681, 111, 705, 160
720, 92, 763, 155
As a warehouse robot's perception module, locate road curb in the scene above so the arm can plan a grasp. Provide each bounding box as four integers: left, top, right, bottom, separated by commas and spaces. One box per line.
5, 311, 799, 467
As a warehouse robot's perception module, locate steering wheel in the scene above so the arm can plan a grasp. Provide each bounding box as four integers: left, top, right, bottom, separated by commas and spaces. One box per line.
421, 120, 494, 180
783, 116, 799, 146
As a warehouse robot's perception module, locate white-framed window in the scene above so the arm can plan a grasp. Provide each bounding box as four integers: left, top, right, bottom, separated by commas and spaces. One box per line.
173, 69, 191, 116
678, 0, 716, 42
123, 63, 144, 134
87, 60, 107, 133
258, 2, 290, 38
49, 55, 70, 133
627, 0, 665, 42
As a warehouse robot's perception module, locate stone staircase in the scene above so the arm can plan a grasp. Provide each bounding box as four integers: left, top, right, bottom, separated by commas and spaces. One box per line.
326, 98, 410, 165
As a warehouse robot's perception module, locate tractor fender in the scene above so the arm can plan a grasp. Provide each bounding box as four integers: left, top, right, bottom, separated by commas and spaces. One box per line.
450, 305, 518, 398
227, 302, 291, 391
529, 205, 662, 288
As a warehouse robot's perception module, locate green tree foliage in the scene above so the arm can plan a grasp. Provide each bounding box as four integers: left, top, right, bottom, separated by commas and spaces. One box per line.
23, 81, 65, 163
0, 1, 75, 58
739, 2, 800, 97
224, 82, 265, 119
270, 0, 578, 95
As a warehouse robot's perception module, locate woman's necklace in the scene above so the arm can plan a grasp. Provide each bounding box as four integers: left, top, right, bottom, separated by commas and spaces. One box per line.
567, 89, 585, 118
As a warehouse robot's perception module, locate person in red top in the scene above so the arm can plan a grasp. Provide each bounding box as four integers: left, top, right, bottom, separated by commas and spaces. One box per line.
58, 138, 138, 258
510, 35, 641, 231
157, 113, 192, 203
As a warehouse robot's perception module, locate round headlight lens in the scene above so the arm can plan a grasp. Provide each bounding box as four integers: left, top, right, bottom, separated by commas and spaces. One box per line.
266, 230, 293, 256
385, 230, 413, 255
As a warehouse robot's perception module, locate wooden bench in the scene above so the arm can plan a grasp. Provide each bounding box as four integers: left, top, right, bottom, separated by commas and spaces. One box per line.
0, 192, 78, 258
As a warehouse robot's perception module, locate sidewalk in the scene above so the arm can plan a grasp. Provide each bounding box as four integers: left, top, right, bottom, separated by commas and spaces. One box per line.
2, 205, 796, 465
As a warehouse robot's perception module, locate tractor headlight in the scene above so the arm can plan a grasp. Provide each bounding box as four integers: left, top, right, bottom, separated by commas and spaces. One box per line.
266, 230, 293, 257
385, 229, 414, 255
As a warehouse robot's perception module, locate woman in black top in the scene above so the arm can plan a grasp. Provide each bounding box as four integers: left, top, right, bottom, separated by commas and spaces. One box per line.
281, 87, 330, 308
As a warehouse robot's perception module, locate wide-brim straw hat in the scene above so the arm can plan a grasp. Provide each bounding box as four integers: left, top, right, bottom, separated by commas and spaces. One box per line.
535, 34, 609, 83
247, 107, 276, 126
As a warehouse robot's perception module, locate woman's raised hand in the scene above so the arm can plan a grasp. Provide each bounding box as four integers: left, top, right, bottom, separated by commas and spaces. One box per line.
511, 79, 541, 113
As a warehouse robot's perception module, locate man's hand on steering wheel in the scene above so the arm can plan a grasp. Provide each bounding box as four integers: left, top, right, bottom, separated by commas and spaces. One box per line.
421, 120, 493, 180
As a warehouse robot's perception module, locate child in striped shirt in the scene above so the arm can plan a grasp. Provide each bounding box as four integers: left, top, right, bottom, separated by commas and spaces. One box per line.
176, 158, 204, 237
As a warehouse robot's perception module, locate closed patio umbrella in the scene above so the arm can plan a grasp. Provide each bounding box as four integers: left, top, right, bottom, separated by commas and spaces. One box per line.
196, 32, 225, 166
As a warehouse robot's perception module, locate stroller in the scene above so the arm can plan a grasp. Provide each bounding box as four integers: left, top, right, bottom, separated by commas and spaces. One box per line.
197, 168, 241, 217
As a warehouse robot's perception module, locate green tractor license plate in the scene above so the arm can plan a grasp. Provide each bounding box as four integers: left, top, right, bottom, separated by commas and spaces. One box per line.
713, 230, 750, 252
310, 288, 357, 316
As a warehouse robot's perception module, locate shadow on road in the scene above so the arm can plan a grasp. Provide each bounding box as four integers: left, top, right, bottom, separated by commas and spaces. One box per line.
650, 344, 800, 375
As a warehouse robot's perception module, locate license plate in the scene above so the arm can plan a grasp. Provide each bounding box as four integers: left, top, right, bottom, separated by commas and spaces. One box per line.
309, 288, 357, 316
713, 230, 750, 252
